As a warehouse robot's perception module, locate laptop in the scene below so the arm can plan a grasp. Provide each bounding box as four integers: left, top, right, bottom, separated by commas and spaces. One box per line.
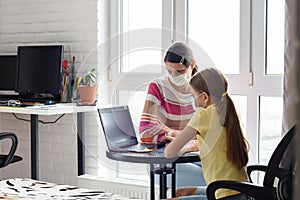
98, 105, 164, 153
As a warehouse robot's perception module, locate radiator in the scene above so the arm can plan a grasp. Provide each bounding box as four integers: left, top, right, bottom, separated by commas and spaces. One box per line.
78, 174, 162, 200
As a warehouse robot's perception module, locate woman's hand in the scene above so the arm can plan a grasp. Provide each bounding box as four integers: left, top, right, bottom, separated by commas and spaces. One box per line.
184, 140, 199, 152
148, 124, 170, 136
158, 132, 175, 143
141, 124, 172, 143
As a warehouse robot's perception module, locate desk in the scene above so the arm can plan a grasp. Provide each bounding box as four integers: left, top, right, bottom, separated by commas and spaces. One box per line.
106, 150, 200, 200
0, 103, 96, 180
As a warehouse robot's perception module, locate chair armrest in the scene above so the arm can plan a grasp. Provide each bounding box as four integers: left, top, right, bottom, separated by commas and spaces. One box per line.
206, 180, 277, 200
0, 132, 18, 167
247, 165, 267, 183
277, 171, 294, 200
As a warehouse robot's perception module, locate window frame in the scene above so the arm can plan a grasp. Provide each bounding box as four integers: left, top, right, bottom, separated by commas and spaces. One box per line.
109, 0, 173, 95
100, 0, 284, 180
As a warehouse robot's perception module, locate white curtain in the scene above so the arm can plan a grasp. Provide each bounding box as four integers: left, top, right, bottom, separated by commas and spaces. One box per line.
284, 0, 300, 199
283, 0, 299, 133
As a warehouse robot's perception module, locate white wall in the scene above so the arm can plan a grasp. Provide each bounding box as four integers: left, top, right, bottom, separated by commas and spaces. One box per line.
0, 0, 102, 186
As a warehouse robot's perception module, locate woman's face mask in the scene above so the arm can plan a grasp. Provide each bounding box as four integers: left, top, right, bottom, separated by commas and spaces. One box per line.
168, 73, 188, 86
165, 62, 190, 86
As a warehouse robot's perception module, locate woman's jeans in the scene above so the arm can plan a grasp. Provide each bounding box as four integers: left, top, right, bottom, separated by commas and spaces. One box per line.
178, 187, 254, 200
153, 162, 206, 188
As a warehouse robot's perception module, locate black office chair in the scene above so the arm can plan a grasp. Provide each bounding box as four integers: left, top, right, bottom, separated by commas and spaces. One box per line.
0, 132, 22, 168
207, 125, 296, 200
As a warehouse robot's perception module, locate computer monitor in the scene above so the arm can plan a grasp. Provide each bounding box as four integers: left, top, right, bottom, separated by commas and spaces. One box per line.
0, 55, 18, 96
16, 45, 63, 102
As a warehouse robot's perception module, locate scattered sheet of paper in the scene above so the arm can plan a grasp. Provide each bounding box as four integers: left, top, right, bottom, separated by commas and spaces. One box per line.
25, 104, 71, 110
0, 178, 133, 199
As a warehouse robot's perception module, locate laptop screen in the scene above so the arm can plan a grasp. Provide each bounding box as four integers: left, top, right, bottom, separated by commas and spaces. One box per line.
98, 106, 138, 150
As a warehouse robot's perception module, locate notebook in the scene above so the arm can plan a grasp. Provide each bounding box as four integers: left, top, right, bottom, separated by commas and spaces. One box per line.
98, 105, 164, 153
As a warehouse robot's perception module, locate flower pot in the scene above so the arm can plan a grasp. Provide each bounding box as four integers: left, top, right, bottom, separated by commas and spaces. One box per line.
78, 85, 98, 105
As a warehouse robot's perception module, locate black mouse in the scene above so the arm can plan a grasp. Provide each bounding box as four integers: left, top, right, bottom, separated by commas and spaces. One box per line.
44, 100, 56, 105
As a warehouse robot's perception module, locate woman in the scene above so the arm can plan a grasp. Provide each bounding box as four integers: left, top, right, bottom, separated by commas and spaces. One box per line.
139, 42, 206, 187
165, 68, 252, 200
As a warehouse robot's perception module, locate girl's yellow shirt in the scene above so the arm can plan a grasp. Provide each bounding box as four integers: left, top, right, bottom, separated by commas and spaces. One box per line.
187, 105, 249, 199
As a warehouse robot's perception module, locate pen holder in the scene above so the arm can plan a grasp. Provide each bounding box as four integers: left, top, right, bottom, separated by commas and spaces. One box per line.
61, 75, 72, 103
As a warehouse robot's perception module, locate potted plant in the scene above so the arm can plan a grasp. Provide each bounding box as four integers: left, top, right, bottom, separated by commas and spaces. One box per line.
78, 68, 98, 105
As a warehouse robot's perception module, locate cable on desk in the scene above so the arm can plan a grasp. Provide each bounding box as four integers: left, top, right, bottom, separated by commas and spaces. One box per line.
12, 113, 66, 124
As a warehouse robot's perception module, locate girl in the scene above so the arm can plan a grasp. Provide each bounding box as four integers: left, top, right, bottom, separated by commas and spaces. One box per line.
165, 68, 252, 200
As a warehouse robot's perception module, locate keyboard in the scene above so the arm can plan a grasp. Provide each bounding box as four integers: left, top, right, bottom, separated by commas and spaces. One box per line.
0, 99, 21, 106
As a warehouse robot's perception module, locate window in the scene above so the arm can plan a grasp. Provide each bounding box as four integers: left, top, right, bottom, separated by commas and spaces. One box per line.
266, 0, 285, 75
95, 0, 285, 183
188, 0, 240, 74
120, 0, 163, 73
188, 0, 284, 165
259, 96, 283, 164
231, 95, 247, 129
252, 0, 284, 163
107, 0, 172, 181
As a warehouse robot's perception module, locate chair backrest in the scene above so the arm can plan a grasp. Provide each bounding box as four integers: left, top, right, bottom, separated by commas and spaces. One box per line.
263, 125, 296, 200
0, 132, 19, 167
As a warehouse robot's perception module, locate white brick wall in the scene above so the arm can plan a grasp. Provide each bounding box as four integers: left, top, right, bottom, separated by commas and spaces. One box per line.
0, 0, 106, 186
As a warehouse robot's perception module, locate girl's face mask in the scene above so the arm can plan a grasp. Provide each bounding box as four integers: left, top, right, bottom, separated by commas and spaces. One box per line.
191, 96, 198, 111
191, 92, 206, 110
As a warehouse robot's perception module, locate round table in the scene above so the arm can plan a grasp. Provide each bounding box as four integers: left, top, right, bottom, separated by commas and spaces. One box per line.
106, 150, 200, 200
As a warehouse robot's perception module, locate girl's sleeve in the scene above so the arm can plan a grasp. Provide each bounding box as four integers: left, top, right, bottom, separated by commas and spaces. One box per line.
187, 108, 209, 135
187, 108, 209, 149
